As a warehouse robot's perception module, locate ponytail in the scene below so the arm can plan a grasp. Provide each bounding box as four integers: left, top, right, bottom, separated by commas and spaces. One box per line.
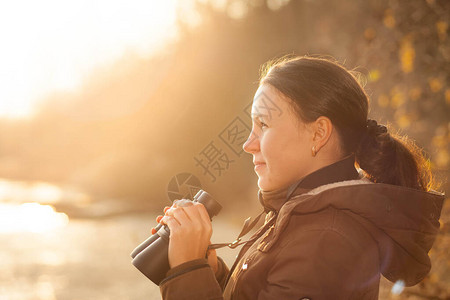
356, 119, 434, 191
260, 56, 436, 192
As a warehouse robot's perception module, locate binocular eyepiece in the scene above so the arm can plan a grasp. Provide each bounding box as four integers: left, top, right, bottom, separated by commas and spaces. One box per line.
130, 189, 222, 285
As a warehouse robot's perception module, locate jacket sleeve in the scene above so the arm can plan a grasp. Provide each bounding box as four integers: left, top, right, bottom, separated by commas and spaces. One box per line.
258, 229, 377, 300
159, 257, 229, 300
216, 256, 230, 289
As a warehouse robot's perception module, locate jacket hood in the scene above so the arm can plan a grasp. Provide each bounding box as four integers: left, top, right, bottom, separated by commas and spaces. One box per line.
264, 178, 445, 286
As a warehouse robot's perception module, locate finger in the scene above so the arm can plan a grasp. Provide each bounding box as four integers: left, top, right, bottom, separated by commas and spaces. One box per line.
181, 204, 203, 226
193, 202, 212, 226
194, 203, 213, 238
166, 199, 190, 216
183, 204, 211, 238
206, 241, 213, 256
171, 207, 192, 226
173, 199, 194, 208
164, 216, 181, 232
207, 247, 217, 259
156, 215, 163, 223
163, 206, 171, 214
165, 205, 190, 219
165, 206, 177, 217
161, 215, 180, 227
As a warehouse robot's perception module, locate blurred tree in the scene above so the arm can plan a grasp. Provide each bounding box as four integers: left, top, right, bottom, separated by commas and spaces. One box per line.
1, 0, 448, 207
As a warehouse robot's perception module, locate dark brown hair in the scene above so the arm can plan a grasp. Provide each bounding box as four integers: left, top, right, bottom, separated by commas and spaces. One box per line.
260, 55, 434, 191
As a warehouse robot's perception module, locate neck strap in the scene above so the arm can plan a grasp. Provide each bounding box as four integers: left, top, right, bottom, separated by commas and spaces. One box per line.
208, 210, 266, 250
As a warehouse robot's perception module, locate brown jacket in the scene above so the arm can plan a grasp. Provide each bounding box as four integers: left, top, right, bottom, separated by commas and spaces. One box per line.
160, 161, 444, 299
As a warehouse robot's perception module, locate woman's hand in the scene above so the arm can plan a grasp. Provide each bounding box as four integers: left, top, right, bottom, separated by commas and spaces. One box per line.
160, 199, 215, 270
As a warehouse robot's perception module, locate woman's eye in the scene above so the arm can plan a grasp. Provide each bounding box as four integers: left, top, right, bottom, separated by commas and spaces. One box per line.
252, 119, 268, 129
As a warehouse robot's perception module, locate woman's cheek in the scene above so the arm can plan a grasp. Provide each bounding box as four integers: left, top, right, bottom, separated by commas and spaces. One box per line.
260, 132, 274, 155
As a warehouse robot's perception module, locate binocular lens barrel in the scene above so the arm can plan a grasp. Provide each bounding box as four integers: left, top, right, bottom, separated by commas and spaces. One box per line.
131, 190, 221, 285
130, 223, 162, 259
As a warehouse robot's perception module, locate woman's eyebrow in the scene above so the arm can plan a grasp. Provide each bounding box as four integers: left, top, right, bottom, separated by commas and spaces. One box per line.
251, 113, 269, 119
251, 113, 273, 125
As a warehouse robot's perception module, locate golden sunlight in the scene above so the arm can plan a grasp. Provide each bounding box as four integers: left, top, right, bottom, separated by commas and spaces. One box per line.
0, 203, 69, 233
0, 179, 74, 233
0, 0, 178, 119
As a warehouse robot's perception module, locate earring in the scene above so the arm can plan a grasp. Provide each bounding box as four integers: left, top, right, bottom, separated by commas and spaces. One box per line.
311, 146, 317, 157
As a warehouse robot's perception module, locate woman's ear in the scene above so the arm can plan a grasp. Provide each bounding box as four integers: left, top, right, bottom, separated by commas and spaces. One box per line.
312, 116, 333, 153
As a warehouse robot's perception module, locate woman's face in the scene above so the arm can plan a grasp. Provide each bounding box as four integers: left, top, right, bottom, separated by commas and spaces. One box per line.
243, 84, 316, 191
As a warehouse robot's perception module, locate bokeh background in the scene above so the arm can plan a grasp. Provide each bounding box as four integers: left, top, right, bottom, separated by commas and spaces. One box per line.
0, 0, 448, 299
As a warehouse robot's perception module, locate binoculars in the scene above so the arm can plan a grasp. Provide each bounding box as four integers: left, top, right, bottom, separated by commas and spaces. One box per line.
130, 190, 222, 285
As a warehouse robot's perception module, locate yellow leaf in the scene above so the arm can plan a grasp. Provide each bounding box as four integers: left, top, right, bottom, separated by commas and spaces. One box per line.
428, 77, 443, 93
399, 36, 415, 73
390, 87, 405, 108
436, 21, 448, 41
409, 87, 422, 101
396, 114, 411, 129
364, 28, 376, 41
383, 9, 396, 29
432, 135, 446, 148
368, 69, 380, 82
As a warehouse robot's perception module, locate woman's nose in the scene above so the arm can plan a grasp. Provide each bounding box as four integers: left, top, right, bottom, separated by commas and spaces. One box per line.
243, 131, 259, 154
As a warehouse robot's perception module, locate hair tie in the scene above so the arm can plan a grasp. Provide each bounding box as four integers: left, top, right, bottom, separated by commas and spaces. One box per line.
366, 119, 387, 135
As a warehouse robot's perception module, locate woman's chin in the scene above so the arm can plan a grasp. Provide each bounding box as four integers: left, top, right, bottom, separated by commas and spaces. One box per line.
257, 179, 272, 191
257, 178, 264, 190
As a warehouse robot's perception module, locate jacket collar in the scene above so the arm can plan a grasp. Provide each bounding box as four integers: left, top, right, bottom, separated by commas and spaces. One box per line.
258, 154, 359, 212
258, 178, 445, 286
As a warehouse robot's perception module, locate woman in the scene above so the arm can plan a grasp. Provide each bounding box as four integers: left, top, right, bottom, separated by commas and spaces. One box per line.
158, 56, 444, 299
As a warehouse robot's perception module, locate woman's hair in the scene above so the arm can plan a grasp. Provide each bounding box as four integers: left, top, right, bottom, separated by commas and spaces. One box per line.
259, 55, 434, 191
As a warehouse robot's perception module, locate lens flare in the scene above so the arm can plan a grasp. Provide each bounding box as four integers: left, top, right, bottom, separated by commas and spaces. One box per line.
391, 279, 405, 295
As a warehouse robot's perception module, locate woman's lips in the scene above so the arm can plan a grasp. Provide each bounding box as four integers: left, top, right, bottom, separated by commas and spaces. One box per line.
254, 162, 266, 171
